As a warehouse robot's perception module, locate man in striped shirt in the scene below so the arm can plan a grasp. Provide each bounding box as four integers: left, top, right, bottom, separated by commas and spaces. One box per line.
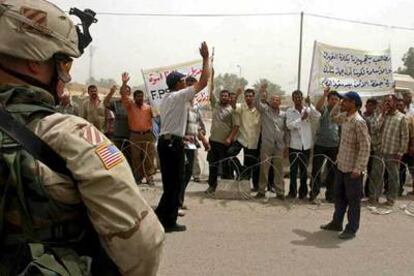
380, 95, 409, 206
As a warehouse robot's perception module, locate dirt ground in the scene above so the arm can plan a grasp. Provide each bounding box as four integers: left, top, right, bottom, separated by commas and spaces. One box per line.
140, 176, 414, 276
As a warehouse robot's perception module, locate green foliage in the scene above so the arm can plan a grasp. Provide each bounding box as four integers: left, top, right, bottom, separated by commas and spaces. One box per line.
252, 79, 285, 95
397, 47, 414, 78
214, 73, 248, 93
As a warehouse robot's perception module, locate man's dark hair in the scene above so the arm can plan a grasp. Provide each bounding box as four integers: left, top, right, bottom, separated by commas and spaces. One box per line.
244, 89, 255, 96
220, 90, 230, 96
327, 90, 340, 100
366, 98, 378, 105
133, 90, 144, 97
292, 90, 303, 97
88, 84, 97, 91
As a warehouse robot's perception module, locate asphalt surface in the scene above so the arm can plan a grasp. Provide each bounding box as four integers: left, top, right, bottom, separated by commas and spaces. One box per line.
140, 177, 414, 276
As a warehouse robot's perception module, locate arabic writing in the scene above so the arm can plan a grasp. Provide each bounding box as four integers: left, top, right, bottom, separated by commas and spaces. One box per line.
321, 78, 394, 90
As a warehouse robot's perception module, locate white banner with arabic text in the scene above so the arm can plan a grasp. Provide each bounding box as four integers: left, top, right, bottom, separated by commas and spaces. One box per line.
308, 41, 393, 97
142, 60, 209, 113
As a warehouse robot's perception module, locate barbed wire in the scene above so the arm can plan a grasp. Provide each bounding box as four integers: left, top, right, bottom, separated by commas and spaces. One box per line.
115, 138, 414, 218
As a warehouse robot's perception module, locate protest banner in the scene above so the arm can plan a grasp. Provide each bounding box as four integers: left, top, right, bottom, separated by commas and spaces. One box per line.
308, 41, 393, 97
142, 60, 209, 113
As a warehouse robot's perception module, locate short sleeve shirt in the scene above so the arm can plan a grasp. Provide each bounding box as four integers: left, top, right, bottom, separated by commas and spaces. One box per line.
159, 87, 195, 137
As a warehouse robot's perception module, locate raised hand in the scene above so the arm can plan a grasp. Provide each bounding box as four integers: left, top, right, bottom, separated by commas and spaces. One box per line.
260, 82, 268, 93
122, 72, 130, 84
199, 42, 209, 59
110, 85, 117, 93
323, 86, 330, 97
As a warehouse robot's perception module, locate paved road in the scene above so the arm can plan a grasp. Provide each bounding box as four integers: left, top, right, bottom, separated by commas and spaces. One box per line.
141, 178, 414, 276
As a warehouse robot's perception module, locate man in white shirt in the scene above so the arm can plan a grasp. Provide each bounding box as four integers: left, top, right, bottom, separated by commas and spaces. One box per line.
155, 42, 210, 232
286, 90, 320, 199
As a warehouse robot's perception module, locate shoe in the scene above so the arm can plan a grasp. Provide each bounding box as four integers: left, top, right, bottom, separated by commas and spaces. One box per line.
193, 177, 201, 183
320, 222, 343, 232
251, 187, 258, 192
287, 194, 296, 199
254, 192, 266, 199
276, 194, 285, 201
367, 198, 378, 205
205, 186, 216, 195
267, 187, 276, 193
383, 200, 395, 207
164, 223, 187, 233
338, 231, 355, 240
178, 209, 186, 217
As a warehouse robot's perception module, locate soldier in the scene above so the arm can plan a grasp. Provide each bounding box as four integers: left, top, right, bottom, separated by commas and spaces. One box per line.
0, 1, 164, 275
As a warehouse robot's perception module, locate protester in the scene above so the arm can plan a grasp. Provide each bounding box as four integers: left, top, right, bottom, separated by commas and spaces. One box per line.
309, 87, 340, 203
398, 94, 414, 196
121, 73, 156, 185
255, 83, 289, 199
56, 90, 79, 115
0, 1, 164, 274
155, 42, 210, 232
228, 88, 261, 190
79, 84, 106, 131
185, 76, 206, 183
379, 95, 409, 205
104, 85, 132, 164
205, 70, 238, 195
321, 91, 370, 240
363, 98, 383, 204
178, 93, 210, 215
286, 90, 321, 199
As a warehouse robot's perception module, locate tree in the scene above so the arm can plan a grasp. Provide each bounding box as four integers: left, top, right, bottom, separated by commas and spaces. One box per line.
214, 73, 248, 93
86, 77, 117, 88
397, 47, 414, 78
252, 78, 285, 95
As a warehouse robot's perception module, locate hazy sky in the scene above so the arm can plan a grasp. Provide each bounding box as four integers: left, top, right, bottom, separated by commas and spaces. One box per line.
54, 0, 414, 93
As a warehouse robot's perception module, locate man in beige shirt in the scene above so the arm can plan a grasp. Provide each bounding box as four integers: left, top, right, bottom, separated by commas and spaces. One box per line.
228, 88, 261, 190
80, 84, 106, 132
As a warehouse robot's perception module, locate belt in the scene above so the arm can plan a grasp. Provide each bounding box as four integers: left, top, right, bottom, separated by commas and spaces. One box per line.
160, 134, 183, 141
130, 129, 151, 135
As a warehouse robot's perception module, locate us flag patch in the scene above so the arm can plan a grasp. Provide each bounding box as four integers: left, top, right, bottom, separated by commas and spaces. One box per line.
95, 143, 124, 170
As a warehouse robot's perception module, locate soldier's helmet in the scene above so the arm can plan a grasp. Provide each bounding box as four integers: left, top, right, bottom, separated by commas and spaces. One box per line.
0, 0, 83, 61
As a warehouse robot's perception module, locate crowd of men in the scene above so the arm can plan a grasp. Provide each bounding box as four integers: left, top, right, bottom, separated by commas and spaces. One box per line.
61, 58, 414, 239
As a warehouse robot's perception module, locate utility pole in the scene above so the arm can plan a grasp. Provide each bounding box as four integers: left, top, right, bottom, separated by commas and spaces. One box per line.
297, 11, 304, 91
88, 45, 95, 82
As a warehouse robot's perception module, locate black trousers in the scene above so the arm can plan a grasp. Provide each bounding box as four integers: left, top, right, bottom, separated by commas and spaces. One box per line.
310, 145, 338, 200
288, 148, 311, 198
155, 135, 185, 227
227, 141, 260, 189
332, 170, 362, 234
208, 141, 229, 189
178, 149, 195, 207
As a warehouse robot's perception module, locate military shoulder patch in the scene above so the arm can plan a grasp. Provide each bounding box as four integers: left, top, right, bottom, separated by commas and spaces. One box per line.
82, 125, 105, 145
95, 143, 124, 170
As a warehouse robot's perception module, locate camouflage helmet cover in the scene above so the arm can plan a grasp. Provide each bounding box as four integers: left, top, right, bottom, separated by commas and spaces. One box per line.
0, 0, 80, 61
